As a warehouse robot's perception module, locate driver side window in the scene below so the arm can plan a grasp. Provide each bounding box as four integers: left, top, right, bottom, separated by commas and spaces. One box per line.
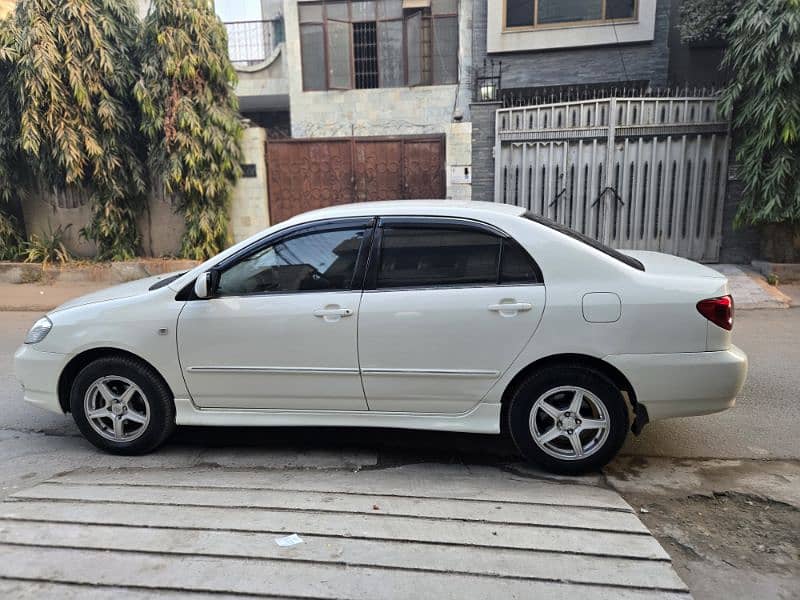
217, 226, 367, 296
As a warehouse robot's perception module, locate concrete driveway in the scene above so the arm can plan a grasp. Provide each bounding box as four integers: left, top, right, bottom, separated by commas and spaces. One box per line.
0, 463, 689, 599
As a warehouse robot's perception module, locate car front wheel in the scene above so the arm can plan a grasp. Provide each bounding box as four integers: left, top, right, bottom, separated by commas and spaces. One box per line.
507, 366, 628, 474
70, 356, 176, 455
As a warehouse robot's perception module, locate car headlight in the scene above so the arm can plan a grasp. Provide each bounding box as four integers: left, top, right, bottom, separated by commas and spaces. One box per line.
25, 317, 53, 344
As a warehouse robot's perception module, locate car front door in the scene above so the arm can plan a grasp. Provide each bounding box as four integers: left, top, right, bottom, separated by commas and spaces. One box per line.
177, 218, 373, 410
357, 217, 546, 414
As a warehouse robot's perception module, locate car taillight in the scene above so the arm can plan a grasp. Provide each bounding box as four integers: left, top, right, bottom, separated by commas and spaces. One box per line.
697, 295, 734, 331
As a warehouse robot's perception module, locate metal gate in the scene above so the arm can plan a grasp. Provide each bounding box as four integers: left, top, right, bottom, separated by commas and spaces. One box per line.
494, 96, 729, 261
267, 135, 445, 223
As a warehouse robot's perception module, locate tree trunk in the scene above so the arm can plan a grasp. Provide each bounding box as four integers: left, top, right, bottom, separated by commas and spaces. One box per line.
759, 223, 800, 263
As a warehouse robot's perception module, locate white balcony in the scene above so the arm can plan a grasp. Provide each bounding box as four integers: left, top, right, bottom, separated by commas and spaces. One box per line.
223, 18, 290, 111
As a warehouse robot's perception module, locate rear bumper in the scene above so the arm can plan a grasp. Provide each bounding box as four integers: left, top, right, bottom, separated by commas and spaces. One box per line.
605, 346, 748, 421
14, 344, 68, 414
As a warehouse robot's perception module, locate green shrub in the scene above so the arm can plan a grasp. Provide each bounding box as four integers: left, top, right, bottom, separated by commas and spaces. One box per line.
24, 224, 72, 268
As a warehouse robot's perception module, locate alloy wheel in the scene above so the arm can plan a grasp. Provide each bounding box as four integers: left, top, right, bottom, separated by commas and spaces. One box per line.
83, 375, 151, 442
528, 385, 610, 461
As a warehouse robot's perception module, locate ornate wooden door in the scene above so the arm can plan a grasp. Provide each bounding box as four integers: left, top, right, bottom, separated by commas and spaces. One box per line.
403, 138, 446, 199
267, 136, 445, 223
266, 139, 354, 224
354, 140, 403, 202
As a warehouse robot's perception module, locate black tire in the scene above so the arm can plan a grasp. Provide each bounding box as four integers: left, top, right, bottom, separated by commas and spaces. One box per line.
70, 356, 176, 455
507, 365, 628, 475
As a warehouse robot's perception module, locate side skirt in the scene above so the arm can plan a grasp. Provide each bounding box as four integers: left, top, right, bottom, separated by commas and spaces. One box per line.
173, 399, 502, 435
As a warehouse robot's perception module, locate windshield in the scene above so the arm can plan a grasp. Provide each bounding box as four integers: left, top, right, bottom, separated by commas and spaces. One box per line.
523, 213, 645, 272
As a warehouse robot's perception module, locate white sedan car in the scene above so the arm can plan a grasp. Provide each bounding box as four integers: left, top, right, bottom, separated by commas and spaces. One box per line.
15, 201, 747, 473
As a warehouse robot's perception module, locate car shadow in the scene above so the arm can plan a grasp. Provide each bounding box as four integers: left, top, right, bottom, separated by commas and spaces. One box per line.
170, 425, 520, 467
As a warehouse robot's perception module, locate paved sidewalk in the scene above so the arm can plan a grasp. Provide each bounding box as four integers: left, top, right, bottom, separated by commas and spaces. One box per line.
711, 265, 790, 309
0, 464, 689, 599
0, 281, 106, 312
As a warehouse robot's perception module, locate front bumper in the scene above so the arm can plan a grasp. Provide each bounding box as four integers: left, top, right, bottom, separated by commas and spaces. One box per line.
606, 345, 748, 421
14, 344, 69, 414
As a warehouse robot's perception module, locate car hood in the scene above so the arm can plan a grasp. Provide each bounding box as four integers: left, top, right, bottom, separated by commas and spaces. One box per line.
619, 250, 725, 279
51, 272, 182, 313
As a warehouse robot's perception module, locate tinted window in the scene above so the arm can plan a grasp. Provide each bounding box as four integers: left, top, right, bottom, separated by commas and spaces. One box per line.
217, 227, 367, 296
377, 227, 501, 288
501, 239, 541, 283
524, 212, 645, 271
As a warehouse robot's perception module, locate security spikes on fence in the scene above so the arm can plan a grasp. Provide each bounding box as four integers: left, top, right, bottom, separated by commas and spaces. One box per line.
497, 85, 725, 109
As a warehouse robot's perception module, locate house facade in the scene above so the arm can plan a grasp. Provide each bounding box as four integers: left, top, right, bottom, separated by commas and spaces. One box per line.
202, 0, 474, 229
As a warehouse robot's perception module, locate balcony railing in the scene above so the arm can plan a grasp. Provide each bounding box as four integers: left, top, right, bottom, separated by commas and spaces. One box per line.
223, 18, 284, 67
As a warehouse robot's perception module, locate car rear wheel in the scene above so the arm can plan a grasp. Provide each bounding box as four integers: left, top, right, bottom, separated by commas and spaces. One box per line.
507, 366, 628, 474
70, 356, 175, 455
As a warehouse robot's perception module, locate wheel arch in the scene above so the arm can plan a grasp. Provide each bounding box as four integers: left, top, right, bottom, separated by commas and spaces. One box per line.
58, 347, 175, 414
500, 353, 641, 433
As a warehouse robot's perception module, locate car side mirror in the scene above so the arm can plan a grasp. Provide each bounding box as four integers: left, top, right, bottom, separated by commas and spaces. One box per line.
194, 270, 219, 299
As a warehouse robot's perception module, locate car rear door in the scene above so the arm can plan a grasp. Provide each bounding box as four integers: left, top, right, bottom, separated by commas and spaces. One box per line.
357, 217, 546, 414
177, 218, 373, 410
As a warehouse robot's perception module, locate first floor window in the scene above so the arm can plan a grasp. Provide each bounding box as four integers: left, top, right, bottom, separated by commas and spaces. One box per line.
299, 0, 459, 91
354, 21, 379, 88
505, 0, 637, 29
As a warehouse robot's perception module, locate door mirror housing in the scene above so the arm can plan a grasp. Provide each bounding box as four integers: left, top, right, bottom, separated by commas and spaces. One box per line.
194, 270, 219, 299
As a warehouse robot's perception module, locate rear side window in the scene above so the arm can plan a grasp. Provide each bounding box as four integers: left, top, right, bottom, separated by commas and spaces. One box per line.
523, 212, 645, 271
375, 225, 542, 289
500, 239, 541, 283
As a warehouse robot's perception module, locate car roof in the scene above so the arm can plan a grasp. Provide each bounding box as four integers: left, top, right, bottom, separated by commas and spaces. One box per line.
284, 200, 527, 224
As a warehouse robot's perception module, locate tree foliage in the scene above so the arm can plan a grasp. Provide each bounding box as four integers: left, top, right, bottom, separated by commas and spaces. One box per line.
720, 0, 800, 227
136, 0, 243, 261
680, 0, 743, 45
0, 15, 24, 259
11, 0, 146, 260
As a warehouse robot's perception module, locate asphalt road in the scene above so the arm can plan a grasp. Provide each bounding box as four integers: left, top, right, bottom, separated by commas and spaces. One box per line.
1, 306, 799, 467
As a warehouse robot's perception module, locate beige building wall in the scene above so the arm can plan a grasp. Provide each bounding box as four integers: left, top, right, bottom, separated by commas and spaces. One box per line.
22, 188, 186, 259
21, 126, 270, 258
229, 126, 271, 242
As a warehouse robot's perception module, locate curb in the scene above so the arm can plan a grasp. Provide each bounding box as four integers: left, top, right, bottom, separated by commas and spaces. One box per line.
0, 259, 199, 286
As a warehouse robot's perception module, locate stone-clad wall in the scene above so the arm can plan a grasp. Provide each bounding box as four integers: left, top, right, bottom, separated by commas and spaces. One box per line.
469, 102, 501, 203
473, 0, 670, 90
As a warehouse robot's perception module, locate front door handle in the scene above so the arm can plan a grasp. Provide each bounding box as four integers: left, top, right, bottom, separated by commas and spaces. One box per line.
313, 307, 354, 318
488, 302, 533, 316
489, 302, 532, 312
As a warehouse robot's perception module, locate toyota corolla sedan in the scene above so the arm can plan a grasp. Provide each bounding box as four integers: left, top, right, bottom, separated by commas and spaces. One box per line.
15, 201, 747, 473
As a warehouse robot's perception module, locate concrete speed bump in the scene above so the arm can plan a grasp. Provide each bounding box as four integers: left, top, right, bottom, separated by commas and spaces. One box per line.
0, 464, 691, 599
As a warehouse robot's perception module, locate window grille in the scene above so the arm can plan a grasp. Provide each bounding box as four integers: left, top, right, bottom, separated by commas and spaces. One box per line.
354, 22, 379, 89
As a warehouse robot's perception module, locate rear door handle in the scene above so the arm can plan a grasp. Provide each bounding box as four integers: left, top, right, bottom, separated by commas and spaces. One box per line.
488, 302, 533, 313
313, 308, 354, 318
